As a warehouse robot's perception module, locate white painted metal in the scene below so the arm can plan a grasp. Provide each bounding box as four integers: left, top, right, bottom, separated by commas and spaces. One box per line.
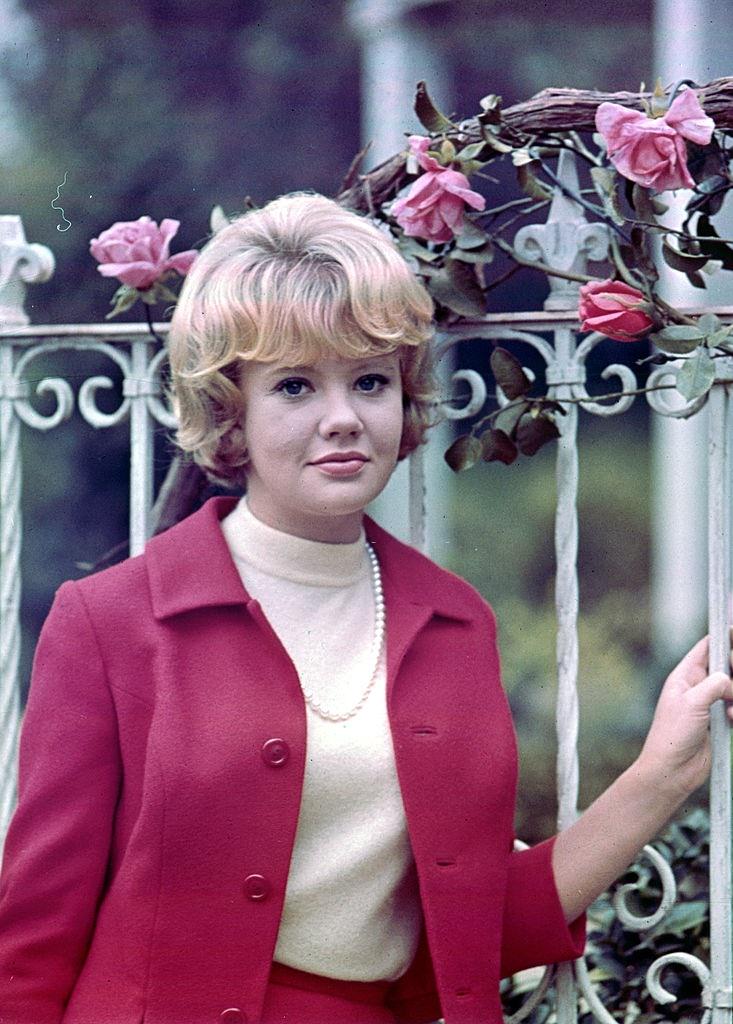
0, 341, 22, 850
0, 218, 53, 848
652, 0, 733, 664
705, 365, 733, 1022
127, 339, 155, 557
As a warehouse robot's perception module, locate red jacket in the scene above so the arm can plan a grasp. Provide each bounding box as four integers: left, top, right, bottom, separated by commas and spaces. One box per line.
0, 496, 584, 1024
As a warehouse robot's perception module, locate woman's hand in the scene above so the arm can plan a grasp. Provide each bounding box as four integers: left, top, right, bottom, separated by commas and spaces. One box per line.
552, 635, 733, 923
635, 635, 733, 800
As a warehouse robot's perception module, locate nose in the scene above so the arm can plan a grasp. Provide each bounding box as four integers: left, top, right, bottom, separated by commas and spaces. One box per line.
318, 387, 364, 438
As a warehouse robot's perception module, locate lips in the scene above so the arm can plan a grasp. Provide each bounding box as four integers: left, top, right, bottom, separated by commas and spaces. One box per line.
310, 452, 368, 465
309, 452, 369, 477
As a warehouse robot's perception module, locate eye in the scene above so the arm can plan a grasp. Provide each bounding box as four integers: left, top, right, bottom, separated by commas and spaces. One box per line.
355, 373, 389, 393
274, 377, 311, 397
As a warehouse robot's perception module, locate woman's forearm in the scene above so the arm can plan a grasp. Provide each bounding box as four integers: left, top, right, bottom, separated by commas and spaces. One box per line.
551, 761, 690, 923
551, 644, 733, 924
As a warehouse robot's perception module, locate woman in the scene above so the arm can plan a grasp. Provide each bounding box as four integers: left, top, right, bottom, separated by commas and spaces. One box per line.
0, 192, 730, 1024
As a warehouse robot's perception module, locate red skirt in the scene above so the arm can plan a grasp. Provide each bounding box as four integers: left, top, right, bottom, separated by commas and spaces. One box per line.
260, 962, 400, 1023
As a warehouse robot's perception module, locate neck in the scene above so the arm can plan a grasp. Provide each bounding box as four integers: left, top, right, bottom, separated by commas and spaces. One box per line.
244, 495, 364, 543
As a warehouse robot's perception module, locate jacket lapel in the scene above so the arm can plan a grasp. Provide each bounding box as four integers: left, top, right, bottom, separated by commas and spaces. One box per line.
145, 496, 246, 619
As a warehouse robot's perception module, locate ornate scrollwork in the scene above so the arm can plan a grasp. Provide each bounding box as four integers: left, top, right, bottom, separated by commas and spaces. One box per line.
78, 376, 130, 428
504, 965, 555, 1024
612, 843, 677, 931
145, 346, 178, 429
7, 338, 178, 432
574, 956, 622, 1024
646, 952, 712, 1020
645, 362, 709, 419
12, 376, 74, 431
442, 368, 487, 420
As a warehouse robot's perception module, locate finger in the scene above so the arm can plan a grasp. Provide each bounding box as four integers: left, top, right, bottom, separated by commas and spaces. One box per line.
667, 636, 711, 686
686, 670, 733, 712
674, 635, 710, 674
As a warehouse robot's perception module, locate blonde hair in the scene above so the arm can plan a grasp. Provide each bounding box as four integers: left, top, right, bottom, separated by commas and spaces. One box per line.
168, 191, 436, 487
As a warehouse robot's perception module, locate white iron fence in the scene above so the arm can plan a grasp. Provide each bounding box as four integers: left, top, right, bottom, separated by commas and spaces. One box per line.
0, 157, 731, 1022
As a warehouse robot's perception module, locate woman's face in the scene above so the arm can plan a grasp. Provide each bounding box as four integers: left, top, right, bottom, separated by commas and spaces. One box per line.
240, 352, 404, 542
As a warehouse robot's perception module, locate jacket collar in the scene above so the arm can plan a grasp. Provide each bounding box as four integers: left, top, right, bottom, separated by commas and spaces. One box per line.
145, 496, 473, 624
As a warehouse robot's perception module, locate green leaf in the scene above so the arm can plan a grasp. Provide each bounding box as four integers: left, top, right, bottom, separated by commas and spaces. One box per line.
414, 80, 455, 133
426, 259, 486, 316
444, 434, 481, 472
454, 219, 490, 250
650, 324, 704, 355
491, 348, 532, 400
396, 235, 443, 263
695, 214, 733, 270
477, 93, 502, 125
676, 347, 716, 401
697, 313, 721, 336
493, 399, 527, 437
591, 166, 625, 226
517, 160, 553, 201
685, 171, 729, 216
455, 140, 490, 163
480, 428, 517, 464
659, 900, 709, 934
709, 326, 733, 349
458, 158, 487, 176
516, 411, 560, 455
631, 184, 662, 228
153, 282, 181, 305
651, 196, 670, 215
439, 139, 456, 163
449, 243, 494, 265
210, 204, 230, 233
661, 238, 711, 273
480, 131, 514, 155
105, 284, 139, 320
511, 149, 535, 167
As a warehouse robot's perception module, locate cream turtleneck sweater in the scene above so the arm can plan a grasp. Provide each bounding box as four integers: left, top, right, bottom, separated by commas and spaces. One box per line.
221, 498, 421, 982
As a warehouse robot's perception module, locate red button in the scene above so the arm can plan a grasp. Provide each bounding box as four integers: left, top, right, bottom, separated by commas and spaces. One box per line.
219, 1010, 246, 1024
244, 873, 270, 900
261, 738, 290, 767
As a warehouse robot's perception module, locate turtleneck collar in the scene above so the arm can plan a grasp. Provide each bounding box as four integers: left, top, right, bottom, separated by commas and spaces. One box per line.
221, 496, 368, 587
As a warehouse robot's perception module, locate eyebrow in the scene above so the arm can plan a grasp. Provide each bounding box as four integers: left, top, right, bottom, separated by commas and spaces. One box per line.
265, 358, 397, 378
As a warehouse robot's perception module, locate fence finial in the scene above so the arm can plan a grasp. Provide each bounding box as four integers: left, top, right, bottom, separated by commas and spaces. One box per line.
513, 150, 610, 311
0, 216, 55, 327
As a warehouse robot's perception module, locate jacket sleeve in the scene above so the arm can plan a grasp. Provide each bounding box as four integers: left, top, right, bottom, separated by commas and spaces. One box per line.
0, 581, 121, 1024
500, 836, 586, 978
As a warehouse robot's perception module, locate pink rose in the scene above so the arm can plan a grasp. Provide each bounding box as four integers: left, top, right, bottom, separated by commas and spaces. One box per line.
578, 279, 654, 341
405, 134, 444, 173
90, 216, 198, 290
392, 134, 486, 243
595, 89, 715, 192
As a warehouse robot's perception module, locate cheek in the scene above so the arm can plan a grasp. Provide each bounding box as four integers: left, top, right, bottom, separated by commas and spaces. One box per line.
244, 405, 303, 461
375, 397, 405, 455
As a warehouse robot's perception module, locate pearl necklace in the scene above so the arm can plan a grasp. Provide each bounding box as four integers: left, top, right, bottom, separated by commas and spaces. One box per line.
298, 542, 385, 722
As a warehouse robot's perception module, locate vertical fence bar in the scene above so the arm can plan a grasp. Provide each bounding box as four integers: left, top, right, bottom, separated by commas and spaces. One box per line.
551, 326, 581, 1024
408, 446, 427, 553
127, 338, 154, 556
706, 371, 733, 1022
0, 342, 22, 845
